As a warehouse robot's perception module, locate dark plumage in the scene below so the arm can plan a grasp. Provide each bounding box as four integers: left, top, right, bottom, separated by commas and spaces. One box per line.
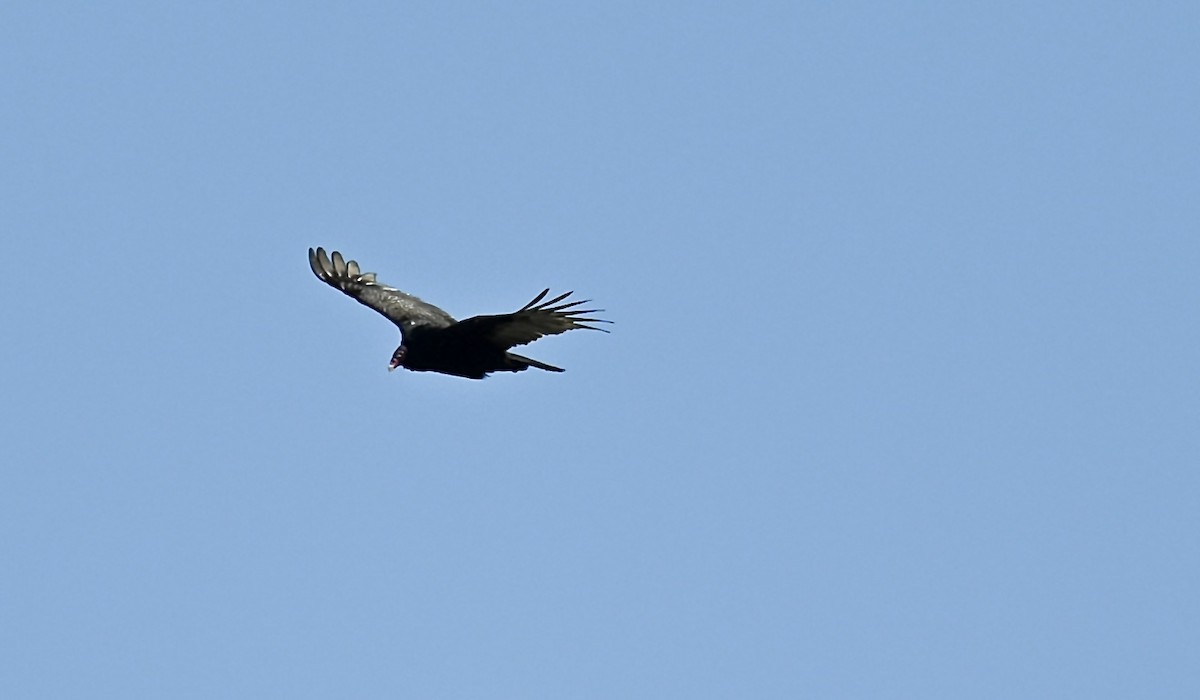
308, 247, 610, 379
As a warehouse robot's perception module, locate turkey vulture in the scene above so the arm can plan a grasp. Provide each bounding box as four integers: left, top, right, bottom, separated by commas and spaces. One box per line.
308, 247, 610, 379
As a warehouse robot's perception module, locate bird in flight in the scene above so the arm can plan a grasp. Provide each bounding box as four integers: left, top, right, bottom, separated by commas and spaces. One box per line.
308, 247, 610, 379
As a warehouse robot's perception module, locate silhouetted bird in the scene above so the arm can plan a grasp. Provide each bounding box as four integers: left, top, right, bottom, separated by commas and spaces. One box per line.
308, 247, 610, 379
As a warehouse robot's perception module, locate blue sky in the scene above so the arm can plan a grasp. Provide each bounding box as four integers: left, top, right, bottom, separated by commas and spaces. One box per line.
2, 1, 1199, 697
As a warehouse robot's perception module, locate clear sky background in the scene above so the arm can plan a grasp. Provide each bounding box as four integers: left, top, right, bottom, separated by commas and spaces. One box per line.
2, 2, 1198, 697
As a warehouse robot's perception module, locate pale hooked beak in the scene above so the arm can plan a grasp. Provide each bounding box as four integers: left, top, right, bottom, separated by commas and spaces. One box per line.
388, 361, 400, 372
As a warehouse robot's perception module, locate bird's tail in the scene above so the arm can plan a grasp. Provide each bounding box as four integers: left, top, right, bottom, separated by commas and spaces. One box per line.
506, 352, 564, 373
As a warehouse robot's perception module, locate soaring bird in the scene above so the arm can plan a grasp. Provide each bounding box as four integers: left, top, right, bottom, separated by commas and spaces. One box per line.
308, 247, 610, 379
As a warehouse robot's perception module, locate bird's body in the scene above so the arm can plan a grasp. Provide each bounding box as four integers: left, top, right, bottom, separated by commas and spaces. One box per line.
308, 247, 609, 379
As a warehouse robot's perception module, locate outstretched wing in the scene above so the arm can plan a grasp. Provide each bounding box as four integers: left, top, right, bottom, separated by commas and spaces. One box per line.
446, 289, 611, 349
308, 247, 457, 332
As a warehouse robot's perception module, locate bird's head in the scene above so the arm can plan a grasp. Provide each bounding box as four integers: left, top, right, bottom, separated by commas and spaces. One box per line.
388, 345, 406, 372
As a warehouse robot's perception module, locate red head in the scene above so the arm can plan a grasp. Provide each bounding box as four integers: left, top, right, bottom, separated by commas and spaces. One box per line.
388, 345, 406, 372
